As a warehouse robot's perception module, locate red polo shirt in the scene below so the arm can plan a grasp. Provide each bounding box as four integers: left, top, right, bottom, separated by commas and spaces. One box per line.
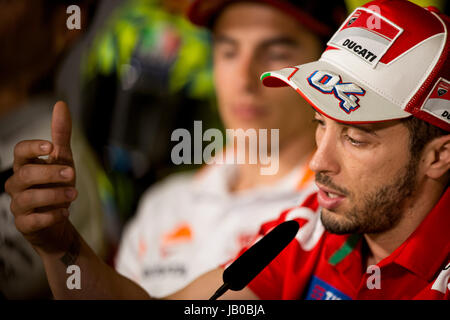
245, 188, 449, 300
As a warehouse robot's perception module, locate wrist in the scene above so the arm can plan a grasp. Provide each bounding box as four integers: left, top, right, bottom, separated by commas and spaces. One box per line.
31, 220, 79, 259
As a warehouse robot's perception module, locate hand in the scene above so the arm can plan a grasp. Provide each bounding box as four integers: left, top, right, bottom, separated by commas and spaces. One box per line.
5, 101, 78, 254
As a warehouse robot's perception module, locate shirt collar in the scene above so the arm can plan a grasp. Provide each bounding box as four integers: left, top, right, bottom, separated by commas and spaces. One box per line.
326, 188, 450, 283
191, 161, 312, 200
388, 187, 450, 281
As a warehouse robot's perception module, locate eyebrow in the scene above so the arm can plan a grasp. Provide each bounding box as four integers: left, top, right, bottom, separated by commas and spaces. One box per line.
343, 123, 379, 137
213, 34, 236, 46
259, 37, 301, 50
213, 34, 300, 50
314, 112, 379, 137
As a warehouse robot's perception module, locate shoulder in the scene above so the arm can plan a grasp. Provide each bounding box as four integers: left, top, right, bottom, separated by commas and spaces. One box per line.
117, 171, 197, 247
126, 171, 197, 229
259, 193, 321, 233
255, 192, 325, 252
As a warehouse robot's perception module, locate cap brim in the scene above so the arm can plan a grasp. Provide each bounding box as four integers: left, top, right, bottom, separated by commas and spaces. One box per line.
261, 60, 411, 124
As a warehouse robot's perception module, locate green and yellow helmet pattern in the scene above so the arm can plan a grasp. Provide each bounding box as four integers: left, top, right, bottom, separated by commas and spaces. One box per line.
82, 0, 215, 100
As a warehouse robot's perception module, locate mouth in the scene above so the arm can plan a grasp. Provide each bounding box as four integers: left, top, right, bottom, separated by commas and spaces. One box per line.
231, 103, 267, 121
316, 183, 347, 210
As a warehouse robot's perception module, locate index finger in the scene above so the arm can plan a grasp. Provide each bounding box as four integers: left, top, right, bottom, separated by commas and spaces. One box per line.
13, 140, 53, 172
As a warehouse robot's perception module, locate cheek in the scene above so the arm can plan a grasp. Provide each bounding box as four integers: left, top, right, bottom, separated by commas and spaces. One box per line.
213, 65, 232, 106
213, 64, 226, 97
315, 126, 323, 146
345, 165, 372, 196
265, 89, 312, 126
283, 92, 314, 119
343, 151, 407, 199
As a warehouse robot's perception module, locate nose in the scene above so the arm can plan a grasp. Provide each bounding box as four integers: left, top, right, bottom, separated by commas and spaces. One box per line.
309, 122, 340, 175
235, 50, 260, 93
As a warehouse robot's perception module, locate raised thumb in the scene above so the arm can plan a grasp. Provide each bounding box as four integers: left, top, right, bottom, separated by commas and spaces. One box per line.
50, 101, 73, 164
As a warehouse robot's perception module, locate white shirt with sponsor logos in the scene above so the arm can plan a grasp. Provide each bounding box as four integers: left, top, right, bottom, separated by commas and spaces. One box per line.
115, 162, 317, 297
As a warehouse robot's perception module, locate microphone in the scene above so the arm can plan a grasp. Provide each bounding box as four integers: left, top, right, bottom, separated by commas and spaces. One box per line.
209, 220, 299, 300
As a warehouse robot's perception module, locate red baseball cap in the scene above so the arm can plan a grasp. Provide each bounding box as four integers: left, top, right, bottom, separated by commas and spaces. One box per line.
187, 0, 347, 38
261, 0, 450, 132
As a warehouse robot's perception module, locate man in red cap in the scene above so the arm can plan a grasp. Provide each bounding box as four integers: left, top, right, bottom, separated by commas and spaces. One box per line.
243, 0, 450, 299
5, 0, 449, 300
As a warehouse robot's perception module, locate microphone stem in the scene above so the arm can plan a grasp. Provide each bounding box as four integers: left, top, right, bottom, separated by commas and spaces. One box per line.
209, 283, 229, 300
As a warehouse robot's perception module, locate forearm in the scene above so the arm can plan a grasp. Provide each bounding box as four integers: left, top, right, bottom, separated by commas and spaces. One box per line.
36, 223, 151, 300
5, 103, 151, 300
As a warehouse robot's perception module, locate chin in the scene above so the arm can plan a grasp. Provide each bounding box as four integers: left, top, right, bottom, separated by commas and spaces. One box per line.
320, 208, 360, 235
229, 121, 266, 132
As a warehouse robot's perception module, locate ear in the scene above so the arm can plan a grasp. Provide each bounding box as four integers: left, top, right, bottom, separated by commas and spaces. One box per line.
422, 134, 450, 181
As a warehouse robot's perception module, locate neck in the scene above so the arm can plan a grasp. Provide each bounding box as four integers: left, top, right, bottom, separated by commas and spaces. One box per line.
363, 178, 445, 266
230, 129, 315, 193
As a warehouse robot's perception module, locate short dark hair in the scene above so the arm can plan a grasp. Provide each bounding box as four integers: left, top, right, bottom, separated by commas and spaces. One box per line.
205, 0, 348, 48
401, 117, 449, 158
402, 117, 449, 187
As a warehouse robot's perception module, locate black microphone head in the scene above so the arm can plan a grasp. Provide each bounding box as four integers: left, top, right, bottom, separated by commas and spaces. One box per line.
222, 220, 299, 291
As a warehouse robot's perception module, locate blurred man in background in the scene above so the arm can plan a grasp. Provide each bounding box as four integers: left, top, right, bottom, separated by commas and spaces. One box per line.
0, 0, 107, 299
114, 0, 347, 297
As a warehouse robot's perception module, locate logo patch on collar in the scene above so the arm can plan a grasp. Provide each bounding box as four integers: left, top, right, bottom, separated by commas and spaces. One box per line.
305, 276, 352, 300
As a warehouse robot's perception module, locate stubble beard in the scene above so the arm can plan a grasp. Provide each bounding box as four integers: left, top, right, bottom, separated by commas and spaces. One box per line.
318, 157, 419, 235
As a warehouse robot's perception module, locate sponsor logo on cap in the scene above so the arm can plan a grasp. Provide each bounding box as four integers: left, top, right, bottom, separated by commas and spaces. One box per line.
438, 88, 448, 97
307, 70, 366, 114
328, 8, 403, 67
421, 78, 450, 125
341, 39, 378, 63
347, 11, 361, 26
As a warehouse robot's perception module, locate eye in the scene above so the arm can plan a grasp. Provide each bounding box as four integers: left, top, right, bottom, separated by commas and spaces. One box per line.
266, 52, 291, 61
220, 49, 236, 59
214, 44, 237, 60
261, 50, 295, 66
344, 134, 365, 147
